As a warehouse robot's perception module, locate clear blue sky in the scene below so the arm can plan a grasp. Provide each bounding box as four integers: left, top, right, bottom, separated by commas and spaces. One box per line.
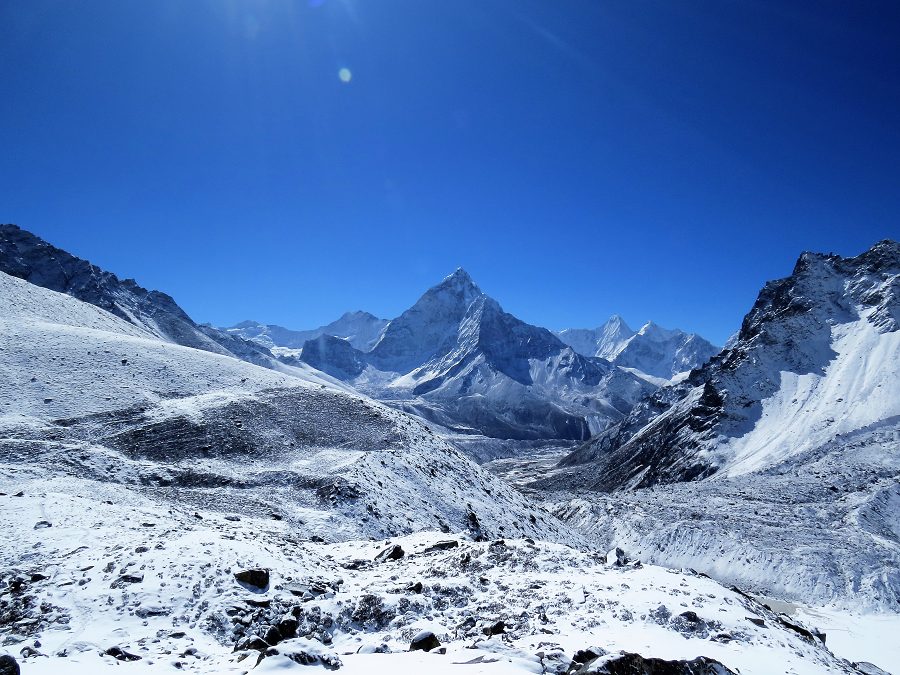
2, 0, 898, 345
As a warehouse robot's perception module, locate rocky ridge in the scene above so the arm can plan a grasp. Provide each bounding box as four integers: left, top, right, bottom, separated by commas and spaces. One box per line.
0, 224, 282, 371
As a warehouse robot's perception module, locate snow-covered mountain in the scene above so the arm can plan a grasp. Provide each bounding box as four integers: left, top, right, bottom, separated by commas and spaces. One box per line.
297, 269, 656, 442
0, 223, 283, 371
555, 239, 900, 489
555, 317, 720, 381
224, 311, 389, 353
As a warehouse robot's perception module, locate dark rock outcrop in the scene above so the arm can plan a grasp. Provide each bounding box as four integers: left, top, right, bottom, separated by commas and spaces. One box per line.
374, 544, 404, 563
409, 630, 440, 652
234, 569, 269, 589
300, 335, 367, 379
0, 655, 19, 675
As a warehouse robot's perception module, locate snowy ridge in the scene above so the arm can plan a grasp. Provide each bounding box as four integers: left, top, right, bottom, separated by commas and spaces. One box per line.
225, 311, 389, 353
555, 317, 720, 381
0, 223, 285, 371
0, 270, 349, 422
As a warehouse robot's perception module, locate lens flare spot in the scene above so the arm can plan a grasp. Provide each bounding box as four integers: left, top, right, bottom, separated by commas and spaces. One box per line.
339, 68, 352, 83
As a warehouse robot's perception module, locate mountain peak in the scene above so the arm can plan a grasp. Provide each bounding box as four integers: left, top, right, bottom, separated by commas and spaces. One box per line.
231, 319, 261, 329
441, 267, 477, 285
428, 268, 484, 301
604, 315, 633, 333
638, 320, 682, 340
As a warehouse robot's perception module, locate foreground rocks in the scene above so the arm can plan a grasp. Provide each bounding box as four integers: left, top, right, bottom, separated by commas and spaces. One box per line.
572, 652, 737, 674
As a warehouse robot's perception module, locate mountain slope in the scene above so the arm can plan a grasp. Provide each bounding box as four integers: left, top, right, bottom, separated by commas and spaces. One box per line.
553, 239, 900, 489
555, 317, 720, 381
0, 267, 577, 545
0, 223, 283, 370
299, 270, 656, 443
224, 311, 389, 353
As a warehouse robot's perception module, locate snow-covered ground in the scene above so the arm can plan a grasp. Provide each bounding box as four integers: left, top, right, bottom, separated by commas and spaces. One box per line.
0, 486, 869, 675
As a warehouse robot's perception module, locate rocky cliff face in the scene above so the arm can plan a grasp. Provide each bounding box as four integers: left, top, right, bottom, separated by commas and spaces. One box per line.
553, 240, 900, 490
0, 223, 282, 368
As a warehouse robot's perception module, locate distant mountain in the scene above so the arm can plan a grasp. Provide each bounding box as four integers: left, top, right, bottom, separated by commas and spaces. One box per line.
554, 315, 635, 361
552, 239, 900, 490
298, 269, 656, 442
0, 223, 282, 370
224, 310, 389, 353
555, 317, 720, 381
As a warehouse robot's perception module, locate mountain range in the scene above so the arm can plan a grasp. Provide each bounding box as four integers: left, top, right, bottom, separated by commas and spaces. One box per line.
0, 223, 897, 673
224, 311, 389, 354
554, 317, 720, 381
224, 271, 722, 446
291, 269, 656, 443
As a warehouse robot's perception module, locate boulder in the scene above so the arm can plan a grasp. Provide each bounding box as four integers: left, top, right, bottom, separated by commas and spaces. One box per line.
105, 647, 141, 662
260, 625, 282, 646
234, 569, 269, 589
482, 620, 505, 636
277, 638, 343, 669
571, 652, 737, 674
277, 615, 299, 640
424, 540, 459, 553
374, 544, 404, 563
409, 630, 441, 652
234, 635, 269, 652
110, 573, 143, 589
573, 647, 607, 664
0, 655, 18, 675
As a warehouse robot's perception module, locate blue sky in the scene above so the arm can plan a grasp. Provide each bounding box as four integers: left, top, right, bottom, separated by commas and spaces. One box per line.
1, 0, 898, 345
